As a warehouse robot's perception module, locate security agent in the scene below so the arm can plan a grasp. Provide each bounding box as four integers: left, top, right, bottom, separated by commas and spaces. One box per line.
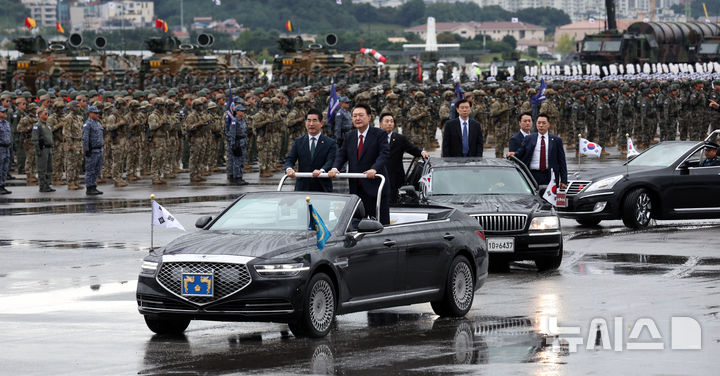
0, 106, 11, 194
82, 106, 104, 195
700, 141, 720, 167
507, 113, 568, 188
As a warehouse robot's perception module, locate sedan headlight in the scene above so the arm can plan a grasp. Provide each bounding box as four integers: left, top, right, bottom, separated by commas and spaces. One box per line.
529, 216, 559, 231
584, 175, 623, 193
254, 263, 309, 277
140, 260, 158, 276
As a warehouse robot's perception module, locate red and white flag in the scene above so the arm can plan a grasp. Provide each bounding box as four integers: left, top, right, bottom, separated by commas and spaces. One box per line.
579, 138, 602, 157
626, 137, 640, 158
543, 170, 557, 206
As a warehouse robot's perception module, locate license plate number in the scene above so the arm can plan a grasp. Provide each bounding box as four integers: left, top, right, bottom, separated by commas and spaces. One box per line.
556, 192, 567, 207
181, 273, 214, 297
487, 237, 514, 253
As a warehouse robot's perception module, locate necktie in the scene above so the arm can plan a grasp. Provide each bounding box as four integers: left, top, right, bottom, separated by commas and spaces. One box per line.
357, 134, 364, 159
310, 137, 316, 159
540, 135, 546, 171
462, 121, 469, 156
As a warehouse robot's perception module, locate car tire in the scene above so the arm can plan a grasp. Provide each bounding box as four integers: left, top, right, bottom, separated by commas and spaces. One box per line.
431, 256, 475, 317
622, 188, 653, 229
289, 273, 336, 338
576, 218, 601, 226
143, 315, 190, 335
535, 245, 563, 271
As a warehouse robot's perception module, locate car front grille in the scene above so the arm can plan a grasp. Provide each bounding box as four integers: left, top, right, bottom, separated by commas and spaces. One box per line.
156, 262, 252, 305
473, 214, 527, 233
566, 180, 591, 195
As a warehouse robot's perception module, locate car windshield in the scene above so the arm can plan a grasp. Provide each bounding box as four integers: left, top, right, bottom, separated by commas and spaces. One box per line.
430, 167, 533, 195
583, 41, 602, 52
210, 194, 349, 231
627, 143, 694, 167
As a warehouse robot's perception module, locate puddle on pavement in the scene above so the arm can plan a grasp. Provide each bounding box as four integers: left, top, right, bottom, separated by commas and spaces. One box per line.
0, 239, 140, 251
567, 223, 720, 241
569, 252, 720, 279
139, 313, 565, 375
0, 194, 241, 216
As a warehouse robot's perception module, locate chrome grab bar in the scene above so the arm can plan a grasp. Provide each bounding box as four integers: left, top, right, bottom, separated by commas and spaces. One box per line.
277, 173, 386, 220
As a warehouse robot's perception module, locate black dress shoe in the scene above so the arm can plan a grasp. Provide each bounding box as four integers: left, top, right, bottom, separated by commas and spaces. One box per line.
40, 187, 55, 193
6, 175, 16, 180
238, 179, 249, 186
0, 186, 11, 194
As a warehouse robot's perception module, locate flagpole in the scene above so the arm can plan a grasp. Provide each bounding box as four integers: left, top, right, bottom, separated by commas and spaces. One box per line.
150, 194, 155, 250
577, 134, 582, 168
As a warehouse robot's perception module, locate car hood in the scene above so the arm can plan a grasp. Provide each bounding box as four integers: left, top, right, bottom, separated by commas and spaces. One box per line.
570, 165, 663, 181
427, 194, 547, 214
160, 230, 316, 259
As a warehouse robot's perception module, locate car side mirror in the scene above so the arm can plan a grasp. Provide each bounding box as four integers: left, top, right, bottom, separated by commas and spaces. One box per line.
195, 216, 212, 229
357, 219, 384, 233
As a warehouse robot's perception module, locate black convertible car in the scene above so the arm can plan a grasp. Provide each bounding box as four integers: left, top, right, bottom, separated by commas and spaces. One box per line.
557, 138, 720, 229
137, 189, 488, 338
400, 158, 563, 271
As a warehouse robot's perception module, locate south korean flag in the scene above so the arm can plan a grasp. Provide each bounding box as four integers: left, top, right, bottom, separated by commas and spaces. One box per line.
152, 200, 186, 231
543, 170, 558, 206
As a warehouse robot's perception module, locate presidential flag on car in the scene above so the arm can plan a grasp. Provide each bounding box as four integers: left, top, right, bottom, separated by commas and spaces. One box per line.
420, 172, 432, 192
626, 136, 640, 158
542, 170, 558, 206
308, 200, 331, 250
152, 200, 186, 231
579, 138, 602, 157
326, 82, 340, 125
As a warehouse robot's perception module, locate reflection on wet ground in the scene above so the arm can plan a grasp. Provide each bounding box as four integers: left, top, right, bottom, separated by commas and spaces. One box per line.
566, 222, 720, 241
566, 252, 720, 279
139, 312, 560, 375
0, 239, 140, 251
0, 194, 242, 216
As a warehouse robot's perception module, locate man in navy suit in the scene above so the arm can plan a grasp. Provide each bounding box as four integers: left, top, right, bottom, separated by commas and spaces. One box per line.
329, 104, 391, 225
507, 113, 568, 188
379, 112, 429, 203
442, 99, 483, 157
285, 108, 337, 192
509, 112, 532, 153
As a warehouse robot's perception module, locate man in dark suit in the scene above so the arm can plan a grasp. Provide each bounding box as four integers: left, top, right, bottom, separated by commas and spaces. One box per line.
509, 112, 533, 153
507, 113, 568, 188
285, 108, 337, 192
329, 104, 391, 225
379, 112, 429, 203
442, 99, 483, 157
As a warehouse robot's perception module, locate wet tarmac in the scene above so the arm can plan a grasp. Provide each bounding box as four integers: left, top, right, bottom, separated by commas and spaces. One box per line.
2, 145, 719, 375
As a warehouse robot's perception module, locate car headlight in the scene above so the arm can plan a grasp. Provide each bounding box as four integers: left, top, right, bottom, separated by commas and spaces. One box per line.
529, 216, 559, 231
254, 263, 309, 277
584, 175, 623, 193
140, 260, 158, 276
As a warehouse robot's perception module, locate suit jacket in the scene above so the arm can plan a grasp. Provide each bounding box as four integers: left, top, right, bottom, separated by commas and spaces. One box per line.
509, 131, 527, 153
333, 126, 390, 197
514, 132, 568, 184
387, 132, 423, 192
442, 118, 483, 157
284, 134, 336, 192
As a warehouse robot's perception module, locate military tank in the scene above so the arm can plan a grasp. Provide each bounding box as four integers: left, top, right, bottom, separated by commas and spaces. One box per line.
272, 33, 378, 73
140, 33, 257, 88
5, 33, 111, 92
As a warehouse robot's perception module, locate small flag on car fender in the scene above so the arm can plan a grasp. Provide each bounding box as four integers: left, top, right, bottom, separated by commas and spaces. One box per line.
543, 170, 557, 206
579, 137, 602, 157
307, 198, 330, 250
152, 200, 186, 231
626, 136, 640, 158
420, 172, 432, 192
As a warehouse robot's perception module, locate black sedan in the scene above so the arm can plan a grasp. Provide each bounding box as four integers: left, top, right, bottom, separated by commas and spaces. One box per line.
557, 139, 720, 228
136, 191, 488, 338
401, 158, 563, 271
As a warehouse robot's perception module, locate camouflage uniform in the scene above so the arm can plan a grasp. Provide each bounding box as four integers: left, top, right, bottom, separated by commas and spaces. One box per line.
489, 89, 511, 158
48, 101, 65, 184
285, 97, 305, 155
17, 104, 38, 184
105, 100, 129, 185
616, 91, 635, 151
638, 91, 655, 147
252, 98, 273, 177
540, 90, 560, 134
663, 88, 681, 142
380, 93, 403, 131
62, 105, 84, 189
125, 101, 145, 180
185, 100, 207, 182
570, 92, 587, 145
595, 91, 613, 152
147, 99, 167, 183
271, 97, 286, 169
407, 92, 430, 149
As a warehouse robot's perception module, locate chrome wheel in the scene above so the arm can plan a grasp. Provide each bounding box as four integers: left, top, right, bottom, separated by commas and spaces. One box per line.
635, 192, 652, 226
452, 261, 473, 311
309, 279, 334, 333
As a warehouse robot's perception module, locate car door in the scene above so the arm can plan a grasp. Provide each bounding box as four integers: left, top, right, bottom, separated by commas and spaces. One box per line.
401, 220, 455, 293
665, 148, 720, 213
337, 227, 401, 300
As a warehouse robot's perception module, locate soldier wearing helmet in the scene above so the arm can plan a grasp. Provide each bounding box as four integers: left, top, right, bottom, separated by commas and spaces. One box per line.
48, 100, 66, 185
407, 91, 430, 148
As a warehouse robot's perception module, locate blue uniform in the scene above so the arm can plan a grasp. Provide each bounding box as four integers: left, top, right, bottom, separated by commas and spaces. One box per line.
226, 116, 247, 180
82, 118, 104, 188
333, 108, 352, 145
0, 119, 10, 187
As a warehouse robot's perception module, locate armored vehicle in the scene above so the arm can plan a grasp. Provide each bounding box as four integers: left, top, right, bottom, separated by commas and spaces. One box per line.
272, 34, 378, 73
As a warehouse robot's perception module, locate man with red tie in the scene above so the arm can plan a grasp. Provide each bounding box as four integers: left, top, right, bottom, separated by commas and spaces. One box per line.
507, 113, 568, 189
329, 104, 391, 225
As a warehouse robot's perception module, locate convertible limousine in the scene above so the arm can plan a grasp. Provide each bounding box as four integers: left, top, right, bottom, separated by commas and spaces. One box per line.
137, 174, 488, 338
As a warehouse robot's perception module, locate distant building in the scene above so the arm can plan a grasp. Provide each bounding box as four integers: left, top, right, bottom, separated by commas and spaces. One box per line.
553, 18, 638, 42
191, 17, 247, 36
69, 0, 154, 31
405, 21, 545, 42
21, 0, 58, 28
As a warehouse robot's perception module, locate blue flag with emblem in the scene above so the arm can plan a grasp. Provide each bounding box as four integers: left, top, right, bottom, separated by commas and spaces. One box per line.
226, 80, 234, 127
454, 81, 463, 100
530, 78, 546, 131
308, 203, 331, 250
326, 82, 340, 126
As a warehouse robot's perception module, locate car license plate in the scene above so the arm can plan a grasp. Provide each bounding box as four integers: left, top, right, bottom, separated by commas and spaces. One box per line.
181, 273, 214, 297
556, 192, 567, 207
487, 237, 514, 253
